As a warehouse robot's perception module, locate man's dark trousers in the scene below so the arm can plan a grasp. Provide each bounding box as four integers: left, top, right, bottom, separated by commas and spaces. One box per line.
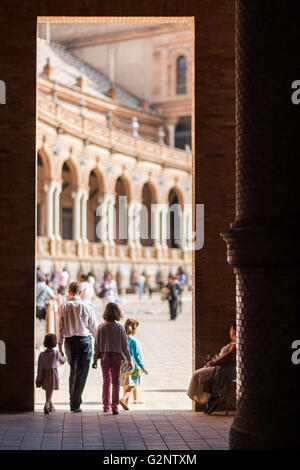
168, 299, 178, 320
64, 336, 92, 411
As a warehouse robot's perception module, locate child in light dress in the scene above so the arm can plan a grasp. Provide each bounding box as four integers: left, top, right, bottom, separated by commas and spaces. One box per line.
119, 319, 148, 410
36, 333, 66, 414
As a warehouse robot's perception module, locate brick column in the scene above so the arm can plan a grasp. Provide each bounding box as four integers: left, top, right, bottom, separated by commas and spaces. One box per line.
222, 0, 300, 449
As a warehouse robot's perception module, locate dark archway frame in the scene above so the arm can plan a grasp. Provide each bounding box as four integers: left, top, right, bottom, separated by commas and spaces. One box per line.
0, 2, 236, 421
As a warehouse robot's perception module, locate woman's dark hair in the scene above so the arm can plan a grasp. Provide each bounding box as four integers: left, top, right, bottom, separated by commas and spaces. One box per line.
124, 318, 139, 336
44, 333, 57, 349
232, 322, 236, 330
103, 302, 122, 322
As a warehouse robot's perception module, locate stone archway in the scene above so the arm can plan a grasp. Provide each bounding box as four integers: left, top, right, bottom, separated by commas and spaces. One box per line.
0, 4, 237, 433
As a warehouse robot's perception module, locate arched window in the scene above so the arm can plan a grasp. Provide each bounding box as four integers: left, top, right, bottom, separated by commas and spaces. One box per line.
176, 56, 187, 95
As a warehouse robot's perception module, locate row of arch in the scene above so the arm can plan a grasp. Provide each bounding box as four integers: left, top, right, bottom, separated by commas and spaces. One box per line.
37, 147, 187, 205
37, 150, 189, 248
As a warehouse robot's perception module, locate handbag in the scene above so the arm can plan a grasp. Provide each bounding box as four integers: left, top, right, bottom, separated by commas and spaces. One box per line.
98, 287, 107, 299
160, 287, 169, 301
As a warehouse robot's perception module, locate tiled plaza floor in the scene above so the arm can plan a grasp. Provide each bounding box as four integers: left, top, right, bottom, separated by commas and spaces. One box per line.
0, 410, 233, 450
0, 292, 234, 450
36, 292, 194, 411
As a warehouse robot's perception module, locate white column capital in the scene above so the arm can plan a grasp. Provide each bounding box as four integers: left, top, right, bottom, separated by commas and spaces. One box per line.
44, 181, 56, 194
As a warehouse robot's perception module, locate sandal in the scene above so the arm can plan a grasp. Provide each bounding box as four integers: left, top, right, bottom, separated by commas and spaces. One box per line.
206, 397, 221, 415
119, 399, 129, 411
44, 403, 50, 414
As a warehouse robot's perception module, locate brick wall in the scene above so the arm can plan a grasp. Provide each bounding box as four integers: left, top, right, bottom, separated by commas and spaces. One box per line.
193, 0, 236, 407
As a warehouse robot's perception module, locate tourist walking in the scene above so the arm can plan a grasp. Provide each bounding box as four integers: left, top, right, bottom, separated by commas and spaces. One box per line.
36, 275, 55, 320
165, 275, 182, 320
119, 318, 148, 410
176, 267, 187, 313
80, 273, 95, 306
92, 302, 132, 415
36, 333, 66, 414
87, 271, 96, 287
138, 272, 146, 300
145, 272, 155, 298
98, 271, 118, 308
58, 267, 69, 289
58, 281, 98, 412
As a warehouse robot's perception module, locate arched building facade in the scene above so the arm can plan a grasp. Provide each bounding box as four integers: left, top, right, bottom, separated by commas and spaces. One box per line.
36, 37, 192, 287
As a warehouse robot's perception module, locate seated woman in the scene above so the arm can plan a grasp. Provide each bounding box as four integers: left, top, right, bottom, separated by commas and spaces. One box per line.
188, 322, 236, 413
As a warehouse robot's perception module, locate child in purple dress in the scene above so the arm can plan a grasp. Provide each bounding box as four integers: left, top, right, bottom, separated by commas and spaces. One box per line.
36, 333, 66, 414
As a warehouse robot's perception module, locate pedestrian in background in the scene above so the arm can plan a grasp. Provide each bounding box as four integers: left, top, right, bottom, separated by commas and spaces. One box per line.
138, 272, 146, 300
98, 272, 118, 308
165, 275, 182, 320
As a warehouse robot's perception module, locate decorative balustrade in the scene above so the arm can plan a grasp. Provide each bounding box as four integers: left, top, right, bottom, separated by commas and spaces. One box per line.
36, 236, 191, 264
38, 94, 192, 171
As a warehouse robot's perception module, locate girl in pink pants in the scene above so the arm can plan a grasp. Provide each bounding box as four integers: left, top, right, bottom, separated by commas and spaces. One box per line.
92, 302, 132, 415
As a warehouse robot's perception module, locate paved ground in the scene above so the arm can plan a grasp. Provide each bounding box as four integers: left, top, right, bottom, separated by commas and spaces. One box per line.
0, 292, 233, 451
36, 293, 193, 411
0, 411, 233, 450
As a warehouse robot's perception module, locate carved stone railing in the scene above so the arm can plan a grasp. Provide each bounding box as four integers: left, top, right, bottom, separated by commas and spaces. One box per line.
36, 236, 192, 264
37, 94, 192, 172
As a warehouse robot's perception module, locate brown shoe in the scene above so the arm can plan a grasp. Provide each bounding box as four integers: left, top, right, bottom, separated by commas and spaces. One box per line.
44, 403, 50, 414
119, 399, 129, 411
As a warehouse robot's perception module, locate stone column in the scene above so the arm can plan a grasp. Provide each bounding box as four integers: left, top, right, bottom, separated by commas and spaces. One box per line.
53, 182, 61, 240
181, 207, 188, 251
167, 124, 175, 147
81, 190, 88, 244
72, 189, 82, 243
128, 200, 137, 248
96, 195, 109, 245
107, 195, 115, 247
222, 1, 300, 449
44, 181, 55, 239
151, 204, 162, 249
134, 202, 142, 248
160, 204, 169, 250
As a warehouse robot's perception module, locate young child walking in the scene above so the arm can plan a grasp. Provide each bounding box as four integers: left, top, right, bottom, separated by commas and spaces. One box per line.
119, 319, 148, 411
36, 333, 66, 414
132, 332, 145, 404
92, 302, 132, 415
